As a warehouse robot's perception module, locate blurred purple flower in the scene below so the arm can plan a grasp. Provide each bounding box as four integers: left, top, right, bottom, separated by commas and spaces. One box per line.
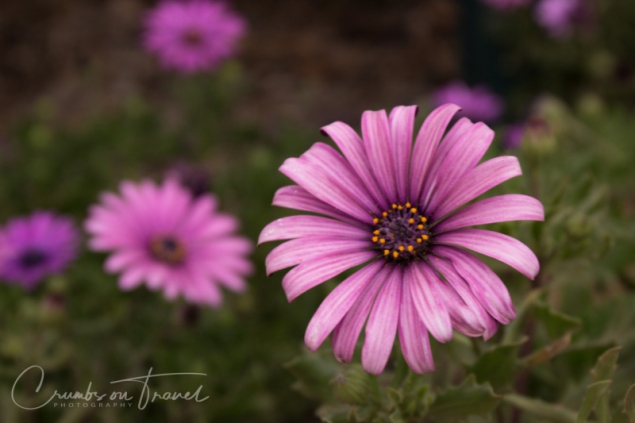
0, 212, 79, 289
142, 0, 246, 74
432, 82, 504, 122
85, 179, 253, 306
534, 0, 580, 37
259, 104, 544, 375
480, 0, 531, 11
503, 123, 526, 150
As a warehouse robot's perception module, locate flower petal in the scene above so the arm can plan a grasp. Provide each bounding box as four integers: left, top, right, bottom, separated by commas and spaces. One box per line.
265, 237, 371, 275
305, 261, 384, 351
398, 275, 435, 374
407, 262, 453, 343
409, 103, 461, 202
424, 122, 495, 213
332, 264, 391, 363
362, 266, 402, 375
362, 110, 397, 201
321, 121, 387, 209
389, 105, 418, 204
282, 251, 377, 301
435, 194, 545, 233
272, 185, 359, 225
258, 215, 369, 245
433, 156, 522, 219
303, 143, 380, 215
436, 228, 540, 279
280, 158, 372, 223
435, 246, 516, 324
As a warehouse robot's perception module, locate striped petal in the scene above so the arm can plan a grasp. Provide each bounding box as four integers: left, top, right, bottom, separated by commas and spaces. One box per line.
362, 266, 402, 375
436, 228, 540, 279
409, 103, 461, 202
435, 194, 545, 233
433, 156, 523, 219
362, 110, 398, 201
407, 262, 453, 343
265, 238, 370, 275
272, 185, 360, 225
280, 158, 372, 223
321, 121, 387, 209
424, 122, 495, 213
435, 246, 516, 324
258, 216, 369, 245
305, 261, 384, 351
332, 264, 391, 363
398, 275, 435, 374
282, 251, 376, 301
389, 105, 417, 203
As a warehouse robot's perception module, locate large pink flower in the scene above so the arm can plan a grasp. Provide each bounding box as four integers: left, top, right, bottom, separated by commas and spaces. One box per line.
259, 104, 544, 375
86, 179, 253, 306
142, 0, 245, 74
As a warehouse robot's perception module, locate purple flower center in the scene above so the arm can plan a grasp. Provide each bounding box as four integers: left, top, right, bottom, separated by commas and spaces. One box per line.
19, 249, 48, 269
150, 235, 186, 265
181, 29, 204, 46
372, 202, 431, 262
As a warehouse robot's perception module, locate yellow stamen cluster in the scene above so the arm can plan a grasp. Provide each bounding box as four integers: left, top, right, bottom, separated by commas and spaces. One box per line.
371, 202, 431, 262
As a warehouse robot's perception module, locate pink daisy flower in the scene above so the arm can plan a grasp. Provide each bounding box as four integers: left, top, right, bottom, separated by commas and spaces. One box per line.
259, 104, 544, 375
142, 0, 246, 74
534, 0, 581, 38
85, 179, 253, 306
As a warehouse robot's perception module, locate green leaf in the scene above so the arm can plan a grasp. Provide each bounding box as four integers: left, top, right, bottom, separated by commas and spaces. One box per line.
525, 332, 572, 366
578, 380, 612, 423
534, 301, 582, 339
623, 384, 635, 423
591, 347, 622, 382
284, 352, 342, 401
503, 394, 577, 423
426, 375, 501, 422
470, 339, 526, 391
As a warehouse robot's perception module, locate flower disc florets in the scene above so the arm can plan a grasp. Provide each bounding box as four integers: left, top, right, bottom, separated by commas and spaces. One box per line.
372, 202, 430, 262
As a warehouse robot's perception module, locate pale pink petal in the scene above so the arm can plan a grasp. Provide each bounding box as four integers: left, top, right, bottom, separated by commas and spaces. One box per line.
361, 110, 397, 201
321, 121, 387, 209
434, 156, 522, 219
407, 262, 453, 342
332, 265, 392, 363
435, 246, 516, 324
435, 194, 545, 233
279, 158, 372, 223
436, 228, 540, 279
409, 103, 461, 202
258, 216, 368, 245
272, 185, 360, 225
265, 238, 371, 275
388, 105, 417, 203
398, 277, 435, 374
282, 251, 377, 301
362, 266, 402, 375
305, 261, 384, 351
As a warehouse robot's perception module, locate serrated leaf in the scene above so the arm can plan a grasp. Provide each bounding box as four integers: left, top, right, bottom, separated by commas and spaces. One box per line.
470, 339, 526, 391
503, 394, 577, 423
525, 332, 572, 366
426, 375, 501, 422
623, 384, 635, 423
578, 380, 612, 423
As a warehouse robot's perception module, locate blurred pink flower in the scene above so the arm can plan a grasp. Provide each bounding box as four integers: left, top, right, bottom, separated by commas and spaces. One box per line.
432, 82, 504, 122
142, 0, 246, 74
86, 179, 253, 306
534, 0, 580, 37
260, 104, 543, 375
0, 212, 79, 289
503, 123, 526, 150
